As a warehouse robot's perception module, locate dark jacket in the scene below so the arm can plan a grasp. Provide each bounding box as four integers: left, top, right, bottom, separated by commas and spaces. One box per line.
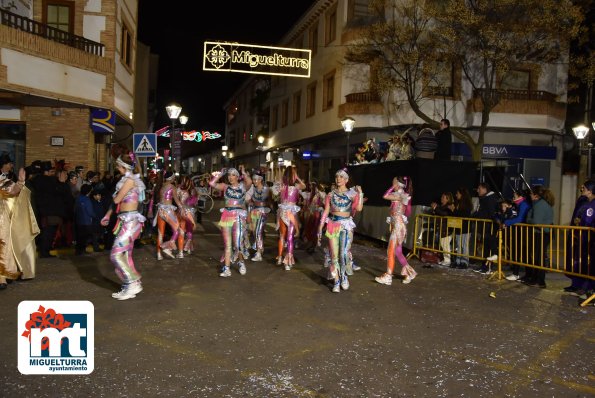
435, 128, 452, 160
75, 195, 96, 226
31, 174, 67, 219
473, 191, 499, 220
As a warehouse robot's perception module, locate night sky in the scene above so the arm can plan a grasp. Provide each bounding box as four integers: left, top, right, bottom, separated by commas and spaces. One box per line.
137, 1, 315, 144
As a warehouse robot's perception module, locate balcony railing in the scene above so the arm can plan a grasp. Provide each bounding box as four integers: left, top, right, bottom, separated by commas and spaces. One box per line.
474, 89, 557, 102
0, 8, 104, 56
345, 91, 380, 103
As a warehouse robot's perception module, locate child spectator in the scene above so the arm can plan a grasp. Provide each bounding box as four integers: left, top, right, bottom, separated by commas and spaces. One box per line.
74, 184, 97, 255
91, 189, 105, 251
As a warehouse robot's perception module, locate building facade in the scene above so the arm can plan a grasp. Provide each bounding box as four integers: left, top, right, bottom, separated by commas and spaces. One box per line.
0, 0, 143, 173
222, 0, 575, 228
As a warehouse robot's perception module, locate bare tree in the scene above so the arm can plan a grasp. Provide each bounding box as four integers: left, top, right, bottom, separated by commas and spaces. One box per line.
346, 0, 584, 160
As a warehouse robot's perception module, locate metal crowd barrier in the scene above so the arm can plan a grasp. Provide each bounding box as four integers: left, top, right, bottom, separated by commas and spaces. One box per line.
408, 213, 595, 307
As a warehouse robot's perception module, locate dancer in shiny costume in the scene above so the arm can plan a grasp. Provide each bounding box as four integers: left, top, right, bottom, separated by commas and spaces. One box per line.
249, 173, 271, 262
155, 171, 184, 260
275, 166, 306, 270
209, 166, 252, 276
303, 182, 325, 253
375, 176, 417, 286
101, 152, 146, 300
317, 169, 363, 292
176, 175, 198, 255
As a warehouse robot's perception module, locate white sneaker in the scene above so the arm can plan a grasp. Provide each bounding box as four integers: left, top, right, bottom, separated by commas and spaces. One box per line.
331, 280, 340, 293
238, 263, 247, 275
176, 251, 184, 259
112, 284, 140, 300
375, 273, 393, 286
402, 274, 416, 284
277, 256, 283, 265
506, 274, 520, 281
251, 252, 262, 262
219, 266, 231, 277
162, 248, 175, 259
184, 249, 192, 255
126, 281, 143, 295
284, 264, 291, 271
438, 261, 451, 266
157, 253, 163, 261
487, 254, 498, 262
352, 263, 361, 271
341, 277, 350, 290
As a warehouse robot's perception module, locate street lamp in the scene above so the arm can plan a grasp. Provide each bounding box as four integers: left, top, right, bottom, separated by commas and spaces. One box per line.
573, 125, 591, 184
257, 135, 266, 168
341, 117, 355, 165
178, 115, 188, 173
166, 103, 182, 172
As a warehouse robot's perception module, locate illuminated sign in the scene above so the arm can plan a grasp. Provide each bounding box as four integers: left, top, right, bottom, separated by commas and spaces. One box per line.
155, 126, 221, 142
182, 130, 222, 143
203, 41, 311, 78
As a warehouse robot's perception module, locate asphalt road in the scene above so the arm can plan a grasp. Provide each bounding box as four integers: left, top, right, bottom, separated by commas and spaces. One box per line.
0, 205, 593, 397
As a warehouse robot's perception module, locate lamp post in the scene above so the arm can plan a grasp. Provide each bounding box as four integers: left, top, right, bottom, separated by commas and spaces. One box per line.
573, 125, 590, 185
257, 135, 265, 169
165, 103, 182, 172
341, 117, 355, 165
178, 115, 188, 173
222, 145, 228, 168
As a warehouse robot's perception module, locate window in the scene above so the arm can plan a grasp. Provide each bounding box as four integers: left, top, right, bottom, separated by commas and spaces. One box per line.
309, 24, 319, 56
325, 5, 337, 45
271, 105, 279, 131
501, 69, 531, 91
347, 0, 371, 22
306, 81, 317, 117
44, 0, 73, 34
281, 99, 289, 128
120, 18, 133, 68
293, 90, 302, 123
427, 60, 454, 97
323, 71, 335, 111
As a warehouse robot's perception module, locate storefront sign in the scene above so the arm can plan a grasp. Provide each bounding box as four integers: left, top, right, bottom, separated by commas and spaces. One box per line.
452, 143, 557, 160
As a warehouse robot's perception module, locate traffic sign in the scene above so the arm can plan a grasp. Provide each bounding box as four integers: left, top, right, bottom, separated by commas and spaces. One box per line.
133, 133, 157, 157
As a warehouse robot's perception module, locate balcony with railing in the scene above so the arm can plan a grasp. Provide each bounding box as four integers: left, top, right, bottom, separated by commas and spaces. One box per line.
470, 89, 565, 119
0, 8, 104, 55
339, 91, 384, 118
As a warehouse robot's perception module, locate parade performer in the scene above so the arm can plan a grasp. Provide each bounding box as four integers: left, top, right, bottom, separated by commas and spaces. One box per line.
275, 166, 306, 270
155, 171, 184, 260
303, 182, 325, 253
375, 176, 417, 286
317, 168, 363, 292
249, 172, 271, 262
209, 166, 252, 277
176, 175, 198, 255
0, 165, 39, 290
101, 152, 146, 300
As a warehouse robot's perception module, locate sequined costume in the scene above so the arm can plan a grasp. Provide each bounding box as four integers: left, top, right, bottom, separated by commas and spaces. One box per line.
375, 183, 417, 286
249, 185, 271, 254
323, 189, 361, 285
156, 184, 183, 256
0, 177, 39, 281
217, 181, 250, 265
304, 190, 325, 246
275, 184, 301, 267
177, 187, 198, 253
110, 172, 146, 287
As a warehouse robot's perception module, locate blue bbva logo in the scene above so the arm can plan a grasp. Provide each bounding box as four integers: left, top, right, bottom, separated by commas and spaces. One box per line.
18, 301, 94, 375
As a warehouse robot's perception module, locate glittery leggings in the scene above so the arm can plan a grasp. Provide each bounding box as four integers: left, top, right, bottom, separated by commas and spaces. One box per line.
157, 207, 182, 253
111, 217, 143, 285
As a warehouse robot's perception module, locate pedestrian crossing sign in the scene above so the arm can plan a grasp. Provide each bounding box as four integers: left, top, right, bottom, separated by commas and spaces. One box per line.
133, 133, 157, 157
